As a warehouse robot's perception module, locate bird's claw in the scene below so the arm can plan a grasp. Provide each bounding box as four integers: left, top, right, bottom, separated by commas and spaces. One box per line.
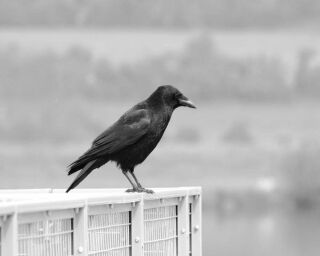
125, 188, 154, 194
126, 188, 138, 193
141, 188, 154, 194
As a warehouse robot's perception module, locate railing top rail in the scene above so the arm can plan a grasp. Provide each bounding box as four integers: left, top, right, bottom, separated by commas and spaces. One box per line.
0, 187, 201, 215
0, 187, 201, 194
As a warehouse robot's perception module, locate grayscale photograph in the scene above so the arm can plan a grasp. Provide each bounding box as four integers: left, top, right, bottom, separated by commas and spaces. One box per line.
1, 1, 320, 256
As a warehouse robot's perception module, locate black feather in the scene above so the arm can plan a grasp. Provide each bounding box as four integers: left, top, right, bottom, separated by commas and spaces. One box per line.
66, 160, 97, 193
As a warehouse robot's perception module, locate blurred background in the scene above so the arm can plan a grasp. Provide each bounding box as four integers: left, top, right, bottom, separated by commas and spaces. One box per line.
1, 0, 320, 255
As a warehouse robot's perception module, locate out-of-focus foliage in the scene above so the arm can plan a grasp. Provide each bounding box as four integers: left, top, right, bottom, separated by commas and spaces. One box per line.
2, 34, 318, 103
294, 48, 320, 97
1, 0, 320, 29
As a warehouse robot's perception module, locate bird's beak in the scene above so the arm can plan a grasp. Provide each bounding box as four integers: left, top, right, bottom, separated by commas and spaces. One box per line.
178, 96, 196, 109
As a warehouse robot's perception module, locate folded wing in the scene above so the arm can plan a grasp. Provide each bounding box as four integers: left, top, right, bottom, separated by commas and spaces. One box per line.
68, 109, 151, 174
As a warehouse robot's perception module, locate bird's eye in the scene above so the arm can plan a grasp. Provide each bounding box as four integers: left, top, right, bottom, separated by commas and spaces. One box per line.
175, 93, 182, 99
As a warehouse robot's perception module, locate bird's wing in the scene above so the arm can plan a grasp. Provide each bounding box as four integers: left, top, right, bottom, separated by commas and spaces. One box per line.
86, 109, 151, 158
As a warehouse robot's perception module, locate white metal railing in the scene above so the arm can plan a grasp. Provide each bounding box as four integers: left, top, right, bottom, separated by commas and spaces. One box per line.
0, 187, 201, 256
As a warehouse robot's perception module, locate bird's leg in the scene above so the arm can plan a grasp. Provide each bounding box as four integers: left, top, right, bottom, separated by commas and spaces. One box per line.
123, 171, 139, 193
130, 170, 154, 194
130, 170, 142, 188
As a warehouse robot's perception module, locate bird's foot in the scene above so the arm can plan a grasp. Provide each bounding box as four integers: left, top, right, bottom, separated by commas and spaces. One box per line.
125, 187, 154, 194
126, 188, 139, 193
138, 187, 154, 194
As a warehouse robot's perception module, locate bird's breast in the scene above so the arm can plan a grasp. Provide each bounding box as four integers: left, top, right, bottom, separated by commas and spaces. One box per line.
112, 112, 171, 171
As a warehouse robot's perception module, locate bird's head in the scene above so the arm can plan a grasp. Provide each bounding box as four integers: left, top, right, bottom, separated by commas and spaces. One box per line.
150, 85, 196, 110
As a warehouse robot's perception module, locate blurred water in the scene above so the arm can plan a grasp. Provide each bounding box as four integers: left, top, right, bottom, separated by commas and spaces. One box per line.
205, 210, 320, 256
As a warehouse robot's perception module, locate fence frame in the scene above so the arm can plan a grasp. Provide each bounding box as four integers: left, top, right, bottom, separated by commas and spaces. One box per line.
0, 187, 201, 256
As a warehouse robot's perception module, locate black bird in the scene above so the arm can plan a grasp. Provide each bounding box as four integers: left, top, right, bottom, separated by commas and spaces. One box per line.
66, 85, 196, 193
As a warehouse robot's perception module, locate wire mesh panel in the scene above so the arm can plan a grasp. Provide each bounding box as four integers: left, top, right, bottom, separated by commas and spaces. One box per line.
88, 210, 131, 256
189, 203, 192, 256
144, 205, 178, 256
18, 218, 74, 256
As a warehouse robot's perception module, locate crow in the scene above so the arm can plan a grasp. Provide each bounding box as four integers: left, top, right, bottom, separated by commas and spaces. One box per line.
66, 85, 196, 193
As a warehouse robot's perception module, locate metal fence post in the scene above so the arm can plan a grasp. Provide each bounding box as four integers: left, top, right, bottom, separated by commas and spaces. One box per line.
192, 194, 202, 256
178, 195, 189, 256
2, 212, 18, 256
131, 196, 144, 256
73, 201, 88, 256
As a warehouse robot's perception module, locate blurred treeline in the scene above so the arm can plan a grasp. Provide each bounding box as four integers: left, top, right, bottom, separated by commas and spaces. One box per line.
1, 0, 320, 28
1, 35, 319, 102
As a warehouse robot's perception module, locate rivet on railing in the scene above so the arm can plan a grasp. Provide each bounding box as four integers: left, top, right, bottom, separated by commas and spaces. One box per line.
194, 225, 200, 232
135, 237, 140, 243
109, 204, 114, 209
131, 202, 136, 207
46, 210, 51, 217
78, 246, 84, 254
181, 228, 186, 234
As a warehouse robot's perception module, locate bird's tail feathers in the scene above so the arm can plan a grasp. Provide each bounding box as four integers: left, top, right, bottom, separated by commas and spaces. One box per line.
67, 154, 93, 175
67, 161, 85, 175
66, 160, 96, 193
